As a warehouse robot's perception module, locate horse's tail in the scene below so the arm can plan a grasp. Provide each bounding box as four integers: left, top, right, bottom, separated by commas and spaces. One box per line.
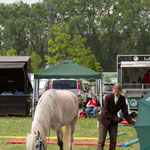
61, 125, 70, 150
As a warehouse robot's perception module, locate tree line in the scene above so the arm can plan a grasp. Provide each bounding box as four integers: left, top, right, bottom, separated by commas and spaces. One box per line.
0, 0, 150, 72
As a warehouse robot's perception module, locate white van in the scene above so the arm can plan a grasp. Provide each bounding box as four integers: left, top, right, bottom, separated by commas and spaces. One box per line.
49, 79, 82, 100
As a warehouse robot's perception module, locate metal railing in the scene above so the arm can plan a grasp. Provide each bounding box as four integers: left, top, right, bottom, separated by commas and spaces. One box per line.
122, 83, 150, 90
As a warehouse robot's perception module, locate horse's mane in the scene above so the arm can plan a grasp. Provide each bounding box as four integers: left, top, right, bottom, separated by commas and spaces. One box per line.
26, 90, 58, 149
31, 90, 58, 138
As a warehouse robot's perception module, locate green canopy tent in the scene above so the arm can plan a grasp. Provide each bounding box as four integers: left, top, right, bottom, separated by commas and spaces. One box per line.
34, 60, 101, 79
135, 93, 150, 150
32, 60, 102, 116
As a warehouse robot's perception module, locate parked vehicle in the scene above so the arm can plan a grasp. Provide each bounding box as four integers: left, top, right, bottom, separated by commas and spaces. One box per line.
103, 83, 114, 95
102, 83, 114, 106
49, 79, 82, 100
39, 79, 49, 97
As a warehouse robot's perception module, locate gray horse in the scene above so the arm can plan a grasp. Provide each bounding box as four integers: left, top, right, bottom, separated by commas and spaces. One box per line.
26, 90, 79, 150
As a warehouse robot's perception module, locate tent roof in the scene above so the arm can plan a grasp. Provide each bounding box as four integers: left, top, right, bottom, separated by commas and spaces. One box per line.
34, 60, 101, 79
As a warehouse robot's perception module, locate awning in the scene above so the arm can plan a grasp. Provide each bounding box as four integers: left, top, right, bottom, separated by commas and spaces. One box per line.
0, 63, 25, 69
121, 61, 150, 67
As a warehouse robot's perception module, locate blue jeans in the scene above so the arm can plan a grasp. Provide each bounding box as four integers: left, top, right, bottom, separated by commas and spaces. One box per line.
85, 107, 98, 118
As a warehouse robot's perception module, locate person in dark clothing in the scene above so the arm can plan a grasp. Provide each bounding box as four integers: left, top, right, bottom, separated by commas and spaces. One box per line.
97, 83, 135, 150
140, 92, 146, 99
142, 69, 150, 88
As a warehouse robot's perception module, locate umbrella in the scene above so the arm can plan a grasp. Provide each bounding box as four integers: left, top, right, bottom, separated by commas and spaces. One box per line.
134, 93, 150, 150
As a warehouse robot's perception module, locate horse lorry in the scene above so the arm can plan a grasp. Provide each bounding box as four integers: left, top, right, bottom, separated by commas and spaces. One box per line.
117, 55, 150, 109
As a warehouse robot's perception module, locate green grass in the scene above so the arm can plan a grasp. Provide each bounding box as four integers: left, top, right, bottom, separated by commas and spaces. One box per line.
0, 116, 139, 150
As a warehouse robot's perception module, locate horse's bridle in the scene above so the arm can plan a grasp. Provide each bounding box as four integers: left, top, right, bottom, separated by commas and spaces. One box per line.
35, 137, 46, 150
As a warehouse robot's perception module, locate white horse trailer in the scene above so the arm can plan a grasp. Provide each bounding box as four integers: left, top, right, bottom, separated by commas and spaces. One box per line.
117, 55, 150, 109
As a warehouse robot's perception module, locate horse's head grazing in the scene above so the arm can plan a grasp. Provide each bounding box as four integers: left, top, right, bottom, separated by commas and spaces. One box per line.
26, 131, 46, 150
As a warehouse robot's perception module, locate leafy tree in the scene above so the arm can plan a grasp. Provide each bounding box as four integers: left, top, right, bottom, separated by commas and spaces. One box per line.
6, 47, 17, 56
0, 48, 17, 56
0, 2, 49, 69
27, 3, 49, 60
96, 0, 150, 71
1, 0, 150, 72
45, 0, 103, 68
45, 0, 150, 71
0, 49, 6, 56
1, 2, 30, 53
31, 51, 42, 73
45, 24, 103, 73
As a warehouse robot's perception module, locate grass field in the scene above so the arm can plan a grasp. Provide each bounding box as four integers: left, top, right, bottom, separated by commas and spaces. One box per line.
0, 116, 140, 150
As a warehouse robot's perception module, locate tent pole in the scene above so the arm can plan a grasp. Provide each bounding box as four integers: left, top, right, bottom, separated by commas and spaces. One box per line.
99, 79, 103, 107
32, 79, 36, 117
36, 80, 39, 102
96, 79, 98, 96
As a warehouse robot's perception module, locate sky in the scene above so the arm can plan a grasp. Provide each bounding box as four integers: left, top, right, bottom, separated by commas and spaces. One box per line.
0, 0, 42, 5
